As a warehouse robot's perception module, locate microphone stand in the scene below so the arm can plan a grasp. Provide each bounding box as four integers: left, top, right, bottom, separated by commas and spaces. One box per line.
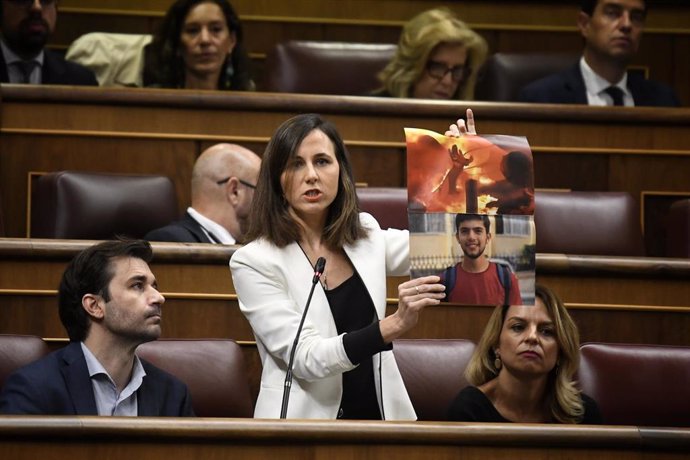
280, 257, 326, 419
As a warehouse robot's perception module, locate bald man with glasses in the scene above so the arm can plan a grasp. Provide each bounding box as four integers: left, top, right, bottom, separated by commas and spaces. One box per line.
145, 143, 261, 244
0, 0, 96, 85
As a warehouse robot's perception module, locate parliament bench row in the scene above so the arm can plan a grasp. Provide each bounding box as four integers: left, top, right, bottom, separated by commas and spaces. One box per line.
23, 170, 690, 258
1, 335, 688, 426
52, 1, 690, 105
3, 86, 690, 251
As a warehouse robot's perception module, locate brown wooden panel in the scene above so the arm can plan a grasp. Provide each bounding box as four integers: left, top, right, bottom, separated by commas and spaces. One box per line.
1, 416, 689, 459
5, 291, 689, 346
0, 134, 197, 237
3, 87, 690, 244
534, 152, 610, 191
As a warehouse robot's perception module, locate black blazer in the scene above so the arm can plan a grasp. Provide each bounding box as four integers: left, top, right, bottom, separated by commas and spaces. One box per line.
144, 211, 214, 243
1, 48, 98, 85
0, 342, 194, 416
518, 62, 680, 107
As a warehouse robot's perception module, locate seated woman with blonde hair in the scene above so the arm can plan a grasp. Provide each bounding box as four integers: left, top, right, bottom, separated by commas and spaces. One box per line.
374, 8, 487, 100
448, 285, 602, 423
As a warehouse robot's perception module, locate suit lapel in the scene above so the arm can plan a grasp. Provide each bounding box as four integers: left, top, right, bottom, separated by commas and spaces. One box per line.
627, 73, 650, 106
41, 49, 66, 85
60, 342, 98, 415
181, 212, 213, 243
565, 64, 588, 104
136, 361, 158, 416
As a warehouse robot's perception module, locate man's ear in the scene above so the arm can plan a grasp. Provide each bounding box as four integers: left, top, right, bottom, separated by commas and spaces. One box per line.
226, 177, 241, 205
82, 294, 105, 320
577, 11, 591, 38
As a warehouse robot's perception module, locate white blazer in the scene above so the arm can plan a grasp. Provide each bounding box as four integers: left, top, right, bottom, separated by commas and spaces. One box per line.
230, 213, 415, 420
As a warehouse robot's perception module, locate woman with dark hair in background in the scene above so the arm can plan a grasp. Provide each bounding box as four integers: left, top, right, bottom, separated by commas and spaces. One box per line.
230, 113, 451, 420
448, 284, 602, 423
144, 0, 253, 90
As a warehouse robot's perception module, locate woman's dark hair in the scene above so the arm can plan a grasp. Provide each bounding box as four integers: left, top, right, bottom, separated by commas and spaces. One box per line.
144, 0, 253, 90
58, 239, 153, 342
244, 113, 367, 248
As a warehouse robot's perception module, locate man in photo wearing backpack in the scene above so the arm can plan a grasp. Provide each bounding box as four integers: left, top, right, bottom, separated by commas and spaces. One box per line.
440, 214, 522, 306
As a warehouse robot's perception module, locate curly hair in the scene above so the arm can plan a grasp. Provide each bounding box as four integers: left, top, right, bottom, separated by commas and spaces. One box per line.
377, 8, 487, 100
464, 284, 585, 423
144, 0, 253, 90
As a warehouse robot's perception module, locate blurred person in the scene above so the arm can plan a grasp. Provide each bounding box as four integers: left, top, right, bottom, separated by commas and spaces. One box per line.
374, 8, 487, 100
145, 143, 260, 244
478, 150, 535, 215
519, 0, 679, 107
448, 284, 602, 423
0, 240, 194, 416
0, 0, 97, 85
143, 0, 253, 90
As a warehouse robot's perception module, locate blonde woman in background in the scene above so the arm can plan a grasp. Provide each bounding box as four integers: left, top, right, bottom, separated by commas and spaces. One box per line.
448, 284, 602, 423
374, 8, 487, 100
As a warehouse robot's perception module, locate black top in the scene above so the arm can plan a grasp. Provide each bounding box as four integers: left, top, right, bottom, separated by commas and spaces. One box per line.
325, 273, 390, 420
448, 386, 603, 424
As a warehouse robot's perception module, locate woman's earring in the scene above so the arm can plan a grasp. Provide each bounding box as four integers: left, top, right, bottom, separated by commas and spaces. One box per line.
494, 351, 502, 371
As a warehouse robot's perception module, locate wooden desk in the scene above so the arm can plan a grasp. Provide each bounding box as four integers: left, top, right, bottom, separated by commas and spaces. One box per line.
1, 239, 689, 345
0, 417, 688, 460
2, 86, 690, 246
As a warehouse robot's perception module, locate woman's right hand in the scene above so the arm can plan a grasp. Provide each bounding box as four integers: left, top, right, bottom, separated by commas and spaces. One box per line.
445, 108, 477, 137
379, 276, 445, 343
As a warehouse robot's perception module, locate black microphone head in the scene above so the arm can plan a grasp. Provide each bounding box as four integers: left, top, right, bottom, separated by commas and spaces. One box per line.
315, 257, 326, 274
312, 257, 326, 284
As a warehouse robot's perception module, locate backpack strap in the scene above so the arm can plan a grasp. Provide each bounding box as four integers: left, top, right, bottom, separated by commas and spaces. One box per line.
495, 263, 512, 306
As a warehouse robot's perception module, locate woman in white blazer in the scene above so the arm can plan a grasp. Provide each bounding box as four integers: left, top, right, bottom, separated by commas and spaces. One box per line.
231, 111, 476, 420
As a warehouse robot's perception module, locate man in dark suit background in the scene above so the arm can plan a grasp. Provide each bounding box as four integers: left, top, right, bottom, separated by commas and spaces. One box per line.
0, 239, 194, 416
519, 0, 679, 107
0, 0, 97, 85
145, 143, 261, 244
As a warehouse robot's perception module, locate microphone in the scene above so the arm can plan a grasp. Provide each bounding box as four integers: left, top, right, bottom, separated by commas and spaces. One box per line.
280, 257, 326, 419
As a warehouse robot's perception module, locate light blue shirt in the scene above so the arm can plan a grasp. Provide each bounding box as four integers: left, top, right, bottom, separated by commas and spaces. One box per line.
80, 342, 146, 416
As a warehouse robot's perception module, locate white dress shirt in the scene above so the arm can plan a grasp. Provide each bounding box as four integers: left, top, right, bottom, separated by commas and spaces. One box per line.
187, 206, 236, 244
580, 56, 634, 107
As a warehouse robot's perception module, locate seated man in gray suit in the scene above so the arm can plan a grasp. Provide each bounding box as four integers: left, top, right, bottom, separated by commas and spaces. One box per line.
0, 239, 194, 416
0, 0, 97, 85
145, 143, 261, 244
519, 0, 679, 107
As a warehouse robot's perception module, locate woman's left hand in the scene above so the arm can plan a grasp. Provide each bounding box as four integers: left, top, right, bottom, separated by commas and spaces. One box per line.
445, 108, 477, 137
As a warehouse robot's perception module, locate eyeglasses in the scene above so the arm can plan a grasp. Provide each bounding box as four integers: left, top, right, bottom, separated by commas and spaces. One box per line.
426, 60, 470, 82
6, 0, 56, 7
216, 177, 256, 189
